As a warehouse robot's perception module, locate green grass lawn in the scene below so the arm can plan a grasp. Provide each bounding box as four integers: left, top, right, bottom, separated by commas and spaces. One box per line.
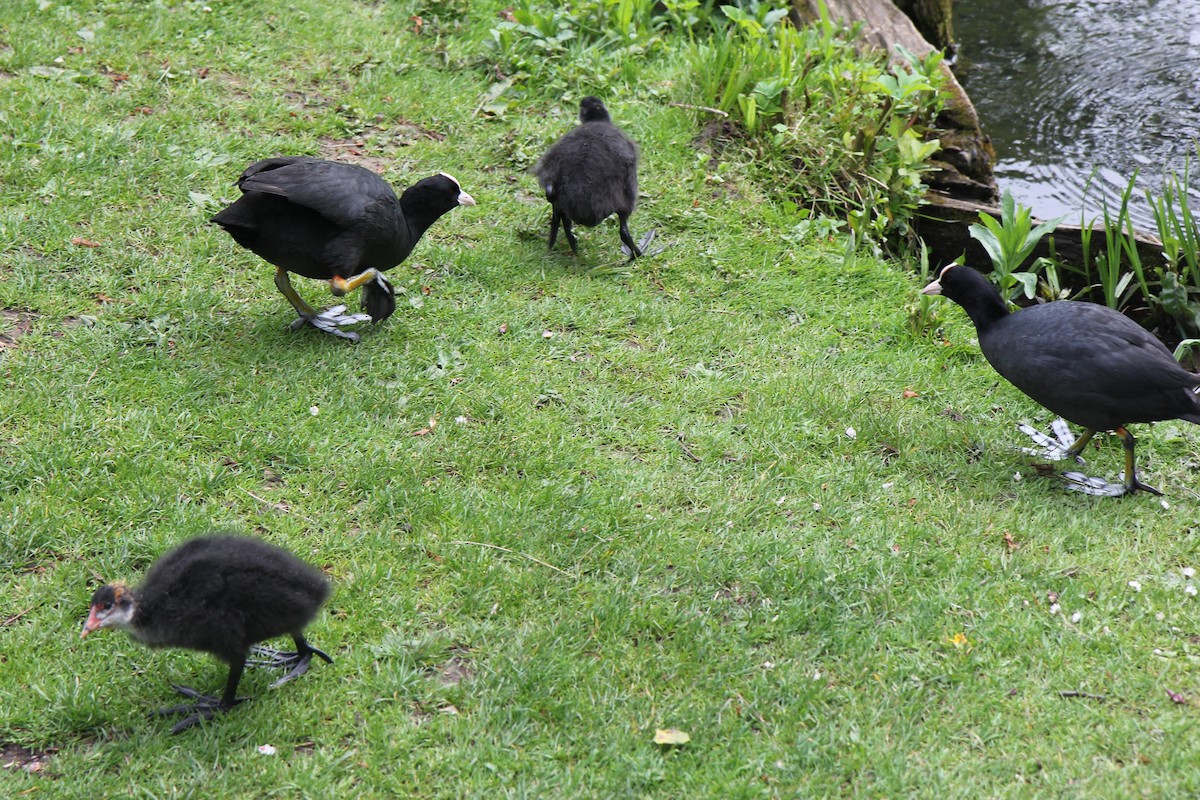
3, 1, 1200, 796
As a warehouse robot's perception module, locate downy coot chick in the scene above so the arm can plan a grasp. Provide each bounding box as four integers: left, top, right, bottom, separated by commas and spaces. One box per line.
212, 157, 475, 342
82, 534, 332, 732
924, 263, 1200, 495
532, 96, 653, 260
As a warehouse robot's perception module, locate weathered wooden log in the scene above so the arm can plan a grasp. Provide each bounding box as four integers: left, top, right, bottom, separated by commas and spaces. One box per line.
919, 193, 1165, 277
792, 0, 997, 202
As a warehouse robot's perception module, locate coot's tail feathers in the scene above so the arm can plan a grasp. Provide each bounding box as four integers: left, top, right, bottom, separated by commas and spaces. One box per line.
362, 273, 396, 323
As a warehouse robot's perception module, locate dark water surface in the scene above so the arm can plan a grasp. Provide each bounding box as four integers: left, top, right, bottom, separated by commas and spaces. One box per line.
951, 0, 1200, 229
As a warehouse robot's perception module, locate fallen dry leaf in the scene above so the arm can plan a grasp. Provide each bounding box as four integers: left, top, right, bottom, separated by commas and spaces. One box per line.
70, 237, 100, 248
1003, 531, 1020, 550
902, 388, 919, 399
410, 417, 438, 436
1167, 689, 1187, 704
653, 728, 690, 746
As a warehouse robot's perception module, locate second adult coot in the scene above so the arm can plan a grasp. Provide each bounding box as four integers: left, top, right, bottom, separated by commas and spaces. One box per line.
924, 263, 1200, 495
82, 534, 333, 732
533, 97, 653, 260
212, 157, 475, 342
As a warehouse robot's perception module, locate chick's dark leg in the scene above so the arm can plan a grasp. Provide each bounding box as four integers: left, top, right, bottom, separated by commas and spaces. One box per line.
617, 214, 641, 260
247, 634, 333, 689
153, 659, 248, 734
273, 267, 370, 342
547, 208, 561, 251
561, 216, 579, 255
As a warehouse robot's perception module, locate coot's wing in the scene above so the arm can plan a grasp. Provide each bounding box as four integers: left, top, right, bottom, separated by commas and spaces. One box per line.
988, 304, 1199, 427
236, 159, 396, 230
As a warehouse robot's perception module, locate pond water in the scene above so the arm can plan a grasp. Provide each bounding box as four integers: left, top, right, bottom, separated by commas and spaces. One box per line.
951, 0, 1200, 230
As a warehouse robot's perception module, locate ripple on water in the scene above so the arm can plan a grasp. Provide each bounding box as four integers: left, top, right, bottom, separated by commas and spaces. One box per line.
953, 0, 1200, 230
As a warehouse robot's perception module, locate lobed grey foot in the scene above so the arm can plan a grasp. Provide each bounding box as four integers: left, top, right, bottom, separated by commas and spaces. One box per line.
621, 229, 665, 259
247, 644, 333, 689
152, 685, 245, 733
1060, 471, 1129, 497
288, 305, 372, 342
1018, 418, 1083, 463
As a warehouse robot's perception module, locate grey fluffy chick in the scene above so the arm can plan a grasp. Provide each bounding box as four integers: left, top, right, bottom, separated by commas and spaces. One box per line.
532, 97, 644, 259
82, 534, 332, 732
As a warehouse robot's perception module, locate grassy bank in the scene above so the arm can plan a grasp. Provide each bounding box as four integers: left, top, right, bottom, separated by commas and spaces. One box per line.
2, 0, 1200, 796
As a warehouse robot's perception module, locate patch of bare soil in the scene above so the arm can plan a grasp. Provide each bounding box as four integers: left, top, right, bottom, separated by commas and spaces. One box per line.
1, 743, 57, 775
438, 654, 474, 686
0, 309, 35, 348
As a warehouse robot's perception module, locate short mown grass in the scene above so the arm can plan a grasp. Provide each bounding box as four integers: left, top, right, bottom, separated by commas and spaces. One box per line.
3, 1, 1200, 796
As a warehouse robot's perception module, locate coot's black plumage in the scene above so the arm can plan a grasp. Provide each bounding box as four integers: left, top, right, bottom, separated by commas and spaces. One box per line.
532, 96, 646, 259
212, 157, 475, 341
82, 534, 332, 732
925, 263, 1200, 495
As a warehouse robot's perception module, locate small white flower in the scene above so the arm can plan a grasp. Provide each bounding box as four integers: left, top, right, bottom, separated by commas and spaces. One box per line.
762, 660, 775, 670
1128, 580, 1142, 592
1070, 611, 1082, 623
1013, 472, 1022, 482
309, 405, 319, 416
542, 329, 554, 339
845, 427, 857, 439
1186, 585, 1198, 597
454, 415, 469, 425
812, 502, 822, 511
1184, 567, 1196, 579
1049, 603, 1061, 615
257, 744, 276, 756
1156, 612, 1166, 621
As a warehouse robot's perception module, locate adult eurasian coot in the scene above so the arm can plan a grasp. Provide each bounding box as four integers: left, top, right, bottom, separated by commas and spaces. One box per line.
212, 157, 475, 341
924, 263, 1200, 495
82, 534, 333, 732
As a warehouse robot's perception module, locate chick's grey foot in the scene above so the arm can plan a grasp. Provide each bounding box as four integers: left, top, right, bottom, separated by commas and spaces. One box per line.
1060, 471, 1162, 498
152, 684, 246, 733
288, 305, 372, 342
1018, 419, 1084, 463
620, 229, 664, 259
247, 644, 334, 688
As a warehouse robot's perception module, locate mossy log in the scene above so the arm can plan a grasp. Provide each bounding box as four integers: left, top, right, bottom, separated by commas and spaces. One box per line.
791, 0, 997, 202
